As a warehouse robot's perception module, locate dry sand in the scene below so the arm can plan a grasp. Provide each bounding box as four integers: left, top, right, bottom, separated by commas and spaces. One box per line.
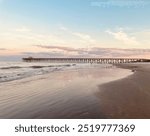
97, 63, 150, 119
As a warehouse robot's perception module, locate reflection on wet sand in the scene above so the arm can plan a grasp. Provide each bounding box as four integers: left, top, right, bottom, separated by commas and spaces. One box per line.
0, 66, 132, 119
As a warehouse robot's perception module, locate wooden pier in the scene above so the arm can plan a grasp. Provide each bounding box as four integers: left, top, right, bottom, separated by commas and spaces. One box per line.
22, 57, 150, 64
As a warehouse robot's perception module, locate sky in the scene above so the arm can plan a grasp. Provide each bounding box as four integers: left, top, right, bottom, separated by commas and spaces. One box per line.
1, 0, 150, 60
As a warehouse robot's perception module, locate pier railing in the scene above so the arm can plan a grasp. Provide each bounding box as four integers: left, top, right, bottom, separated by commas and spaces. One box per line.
22, 57, 150, 64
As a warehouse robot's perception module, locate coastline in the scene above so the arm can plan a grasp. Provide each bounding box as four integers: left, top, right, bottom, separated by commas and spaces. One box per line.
0, 64, 131, 119
1, 63, 149, 119
97, 63, 150, 119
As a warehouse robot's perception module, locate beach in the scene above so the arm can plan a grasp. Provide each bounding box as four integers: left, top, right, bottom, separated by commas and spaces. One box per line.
0, 63, 150, 119
0, 63, 131, 119
98, 63, 150, 119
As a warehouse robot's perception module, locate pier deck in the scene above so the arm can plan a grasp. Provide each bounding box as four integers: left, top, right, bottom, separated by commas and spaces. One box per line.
22, 57, 150, 64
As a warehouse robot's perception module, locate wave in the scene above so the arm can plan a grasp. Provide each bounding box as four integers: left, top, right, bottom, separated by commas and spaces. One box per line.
0, 64, 73, 70
0, 66, 22, 69
0, 63, 76, 83
30, 64, 72, 69
30, 66, 47, 69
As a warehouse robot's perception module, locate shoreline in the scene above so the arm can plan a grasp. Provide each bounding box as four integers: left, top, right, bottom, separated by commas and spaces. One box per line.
0, 63, 131, 85
97, 63, 150, 119
0, 64, 132, 119
0, 63, 149, 119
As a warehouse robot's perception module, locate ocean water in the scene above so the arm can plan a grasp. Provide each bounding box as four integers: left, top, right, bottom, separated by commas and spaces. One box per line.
0, 61, 76, 83
0, 61, 115, 83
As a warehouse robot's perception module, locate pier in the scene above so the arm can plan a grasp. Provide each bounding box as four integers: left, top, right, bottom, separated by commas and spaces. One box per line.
22, 57, 150, 64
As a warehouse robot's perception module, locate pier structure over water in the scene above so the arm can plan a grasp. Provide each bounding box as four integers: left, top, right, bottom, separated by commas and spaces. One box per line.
22, 57, 150, 64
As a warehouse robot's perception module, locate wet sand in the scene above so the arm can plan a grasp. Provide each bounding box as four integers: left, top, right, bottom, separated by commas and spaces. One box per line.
0, 66, 131, 119
97, 63, 150, 119
1, 63, 149, 119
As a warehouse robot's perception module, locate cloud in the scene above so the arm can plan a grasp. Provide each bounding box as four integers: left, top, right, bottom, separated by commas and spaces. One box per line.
59, 25, 96, 44
1, 46, 150, 60
91, 0, 150, 8
33, 45, 150, 58
59, 26, 68, 31
88, 48, 150, 58
106, 29, 139, 45
22, 51, 66, 58
0, 48, 7, 50
34, 45, 80, 52
1, 24, 96, 50
72, 32, 96, 43
0, 26, 69, 47
15, 26, 31, 32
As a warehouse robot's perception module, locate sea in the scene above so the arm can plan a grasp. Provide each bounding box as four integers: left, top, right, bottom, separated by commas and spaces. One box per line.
0, 61, 72, 83
0, 61, 132, 83
0, 61, 101, 83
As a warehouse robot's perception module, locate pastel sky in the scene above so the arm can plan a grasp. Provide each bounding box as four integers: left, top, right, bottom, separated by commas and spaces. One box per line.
1, 0, 150, 60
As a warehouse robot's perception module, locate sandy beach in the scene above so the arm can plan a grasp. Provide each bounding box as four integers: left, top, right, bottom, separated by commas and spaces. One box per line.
0, 64, 131, 119
98, 63, 150, 119
0, 63, 150, 119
